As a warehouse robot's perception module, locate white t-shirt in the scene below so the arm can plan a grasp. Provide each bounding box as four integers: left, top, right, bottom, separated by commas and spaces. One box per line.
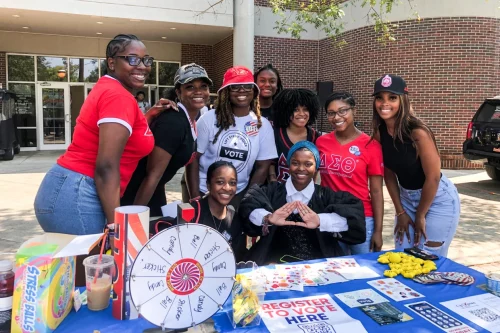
196, 109, 277, 193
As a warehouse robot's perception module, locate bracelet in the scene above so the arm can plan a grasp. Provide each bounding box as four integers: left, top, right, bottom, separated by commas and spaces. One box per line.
395, 210, 406, 217
105, 223, 115, 231
189, 196, 201, 203
262, 214, 272, 236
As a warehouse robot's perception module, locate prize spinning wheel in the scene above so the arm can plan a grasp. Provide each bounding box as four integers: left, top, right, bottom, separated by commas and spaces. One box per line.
129, 223, 236, 330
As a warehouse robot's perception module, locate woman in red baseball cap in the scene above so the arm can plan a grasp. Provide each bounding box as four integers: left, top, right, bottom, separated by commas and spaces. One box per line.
186, 66, 278, 209
371, 74, 460, 257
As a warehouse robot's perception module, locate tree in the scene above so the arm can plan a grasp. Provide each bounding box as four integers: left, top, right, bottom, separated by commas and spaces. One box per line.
269, 0, 417, 43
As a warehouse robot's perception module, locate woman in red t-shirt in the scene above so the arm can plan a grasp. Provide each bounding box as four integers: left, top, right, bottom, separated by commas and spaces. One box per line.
34, 34, 173, 235
316, 92, 384, 254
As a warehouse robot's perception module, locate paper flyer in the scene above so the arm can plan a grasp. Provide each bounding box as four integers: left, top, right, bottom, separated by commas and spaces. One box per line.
368, 278, 425, 302
335, 289, 389, 308
406, 301, 477, 333
441, 294, 500, 332
260, 294, 367, 333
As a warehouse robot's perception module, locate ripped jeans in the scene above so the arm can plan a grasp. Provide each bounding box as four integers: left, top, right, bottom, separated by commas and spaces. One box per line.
394, 175, 460, 257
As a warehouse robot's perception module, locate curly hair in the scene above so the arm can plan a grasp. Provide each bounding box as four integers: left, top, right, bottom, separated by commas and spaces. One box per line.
272, 88, 320, 128
213, 88, 261, 144
254, 64, 284, 97
105, 34, 141, 72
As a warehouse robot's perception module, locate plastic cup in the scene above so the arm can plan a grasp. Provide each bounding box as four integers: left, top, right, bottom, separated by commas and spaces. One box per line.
82, 254, 114, 311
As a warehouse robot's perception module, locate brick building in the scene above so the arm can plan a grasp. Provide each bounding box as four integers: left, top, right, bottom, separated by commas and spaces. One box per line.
0, 0, 498, 168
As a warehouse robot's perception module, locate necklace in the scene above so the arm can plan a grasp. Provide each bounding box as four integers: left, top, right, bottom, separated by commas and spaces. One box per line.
209, 206, 225, 231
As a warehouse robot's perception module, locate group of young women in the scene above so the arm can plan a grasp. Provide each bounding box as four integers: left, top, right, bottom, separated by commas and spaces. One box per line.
33, 34, 460, 265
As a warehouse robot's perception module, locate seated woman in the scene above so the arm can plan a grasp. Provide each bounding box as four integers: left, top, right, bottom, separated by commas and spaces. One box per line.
239, 141, 366, 265
152, 161, 246, 261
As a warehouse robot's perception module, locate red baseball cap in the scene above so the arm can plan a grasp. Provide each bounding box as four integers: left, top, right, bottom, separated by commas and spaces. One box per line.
218, 66, 259, 93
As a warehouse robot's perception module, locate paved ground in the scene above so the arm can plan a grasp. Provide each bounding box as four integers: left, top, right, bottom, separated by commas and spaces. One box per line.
1, 151, 499, 276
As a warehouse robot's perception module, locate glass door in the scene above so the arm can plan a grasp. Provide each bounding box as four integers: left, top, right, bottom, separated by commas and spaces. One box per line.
84, 83, 95, 98
37, 82, 70, 150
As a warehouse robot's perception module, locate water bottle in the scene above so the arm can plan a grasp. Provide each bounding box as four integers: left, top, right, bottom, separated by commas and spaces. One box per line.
0, 260, 14, 333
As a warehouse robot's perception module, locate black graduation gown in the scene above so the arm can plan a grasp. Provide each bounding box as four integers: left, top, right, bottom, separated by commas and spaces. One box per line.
239, 182, 366, 266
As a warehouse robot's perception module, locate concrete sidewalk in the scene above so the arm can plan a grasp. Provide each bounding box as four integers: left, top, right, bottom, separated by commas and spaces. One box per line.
1, 151, 499, 274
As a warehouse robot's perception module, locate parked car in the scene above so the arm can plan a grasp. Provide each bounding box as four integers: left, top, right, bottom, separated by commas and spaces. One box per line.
463, 96, 500, 181
0, 89, 20, 160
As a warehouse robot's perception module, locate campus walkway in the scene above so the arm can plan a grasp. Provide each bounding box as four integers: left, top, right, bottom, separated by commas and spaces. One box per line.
1, 151, 499, 274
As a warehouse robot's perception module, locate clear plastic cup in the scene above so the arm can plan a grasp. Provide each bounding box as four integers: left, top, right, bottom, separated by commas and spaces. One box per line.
83, 254, 114, 311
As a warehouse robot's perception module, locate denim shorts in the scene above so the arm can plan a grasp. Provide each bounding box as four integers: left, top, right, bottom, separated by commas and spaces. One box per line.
339, 217, 374, 255
34, 164, 106, 235
394, 174, 460, 257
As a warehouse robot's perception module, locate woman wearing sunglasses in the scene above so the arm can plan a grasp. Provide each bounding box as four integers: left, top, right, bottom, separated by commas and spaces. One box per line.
34, 34, 175, 235
186, 66, 277, 209
316, 92, 384, 255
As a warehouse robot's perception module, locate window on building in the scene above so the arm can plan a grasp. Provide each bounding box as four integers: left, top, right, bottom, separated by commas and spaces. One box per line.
158, 62, 179, 86
146, 61, 157, 85
69, 58, 99, 83
7, 55, 35, 82
37, 56, 69, 82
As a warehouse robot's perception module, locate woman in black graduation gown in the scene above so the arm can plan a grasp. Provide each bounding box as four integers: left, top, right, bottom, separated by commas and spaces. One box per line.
239, 141, 366, 265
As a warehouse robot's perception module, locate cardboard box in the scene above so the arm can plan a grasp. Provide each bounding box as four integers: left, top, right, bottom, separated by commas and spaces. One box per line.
11, 233, 103, 333
112, 206, 149, 320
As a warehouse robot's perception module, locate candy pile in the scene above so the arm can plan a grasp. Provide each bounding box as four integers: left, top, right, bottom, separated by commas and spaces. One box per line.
378, 252, 437, 279
232, 274, 263, 327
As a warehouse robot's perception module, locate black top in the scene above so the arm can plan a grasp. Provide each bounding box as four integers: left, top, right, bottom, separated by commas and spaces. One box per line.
121, 109, 195, 216
379, 122, 426, 190
270, 210, 323, 263
239, 182, 366, 266
193, 197, 246, 261
261, 106, 274, 126
273, 126, 319, 183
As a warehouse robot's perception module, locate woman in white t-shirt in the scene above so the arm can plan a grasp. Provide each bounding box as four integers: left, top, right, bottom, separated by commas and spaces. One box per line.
186, 66, 278, 209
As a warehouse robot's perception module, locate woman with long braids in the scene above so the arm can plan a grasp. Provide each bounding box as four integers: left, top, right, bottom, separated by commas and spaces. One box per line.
34, 34, 174, 235
254, 64, 283, 124
270, 88, 321, 183
372, 74, 460, 256
186, 66, 277, 209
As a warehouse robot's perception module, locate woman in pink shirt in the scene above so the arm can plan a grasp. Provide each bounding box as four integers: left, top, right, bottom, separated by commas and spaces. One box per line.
316, 92, 384, 254
34, 34, 172, 235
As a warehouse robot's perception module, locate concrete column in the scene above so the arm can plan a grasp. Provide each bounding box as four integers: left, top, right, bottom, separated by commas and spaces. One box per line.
233, 0, 254, 70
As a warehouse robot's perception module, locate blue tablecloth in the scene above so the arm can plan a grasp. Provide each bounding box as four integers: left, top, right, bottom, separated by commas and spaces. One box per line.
57, 252, 490, 332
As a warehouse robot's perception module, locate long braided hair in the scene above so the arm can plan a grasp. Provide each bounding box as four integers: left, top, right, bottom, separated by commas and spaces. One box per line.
213, 87, 262, 144
105, 34, 141, 74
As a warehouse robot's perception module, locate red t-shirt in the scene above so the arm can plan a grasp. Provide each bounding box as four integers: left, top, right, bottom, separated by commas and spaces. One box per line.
58, 76, 154, 196
316, 132, 384, 217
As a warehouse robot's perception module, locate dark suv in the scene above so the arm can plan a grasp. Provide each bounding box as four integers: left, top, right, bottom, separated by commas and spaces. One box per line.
463, 96, 500, 180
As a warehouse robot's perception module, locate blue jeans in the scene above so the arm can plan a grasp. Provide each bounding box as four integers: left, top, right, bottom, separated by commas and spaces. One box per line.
34, 164, 106, 235
340, 217, 374, 255
394, 174, 460, 257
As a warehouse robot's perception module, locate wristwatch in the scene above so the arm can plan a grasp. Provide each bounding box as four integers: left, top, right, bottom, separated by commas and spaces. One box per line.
262, 214, 272, 236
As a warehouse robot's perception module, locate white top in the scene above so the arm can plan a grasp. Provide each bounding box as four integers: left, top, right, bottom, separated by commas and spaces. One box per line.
249, 178, 348, 233
196, 109, 277, 193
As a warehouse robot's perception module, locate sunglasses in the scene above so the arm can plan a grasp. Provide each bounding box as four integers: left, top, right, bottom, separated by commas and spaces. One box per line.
229, 84, 254, 92
326, 107, 352, 118
115, 55, 154, 67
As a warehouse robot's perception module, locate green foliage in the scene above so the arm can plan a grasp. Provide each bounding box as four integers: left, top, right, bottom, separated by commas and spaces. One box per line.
269, 0, 415, 44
